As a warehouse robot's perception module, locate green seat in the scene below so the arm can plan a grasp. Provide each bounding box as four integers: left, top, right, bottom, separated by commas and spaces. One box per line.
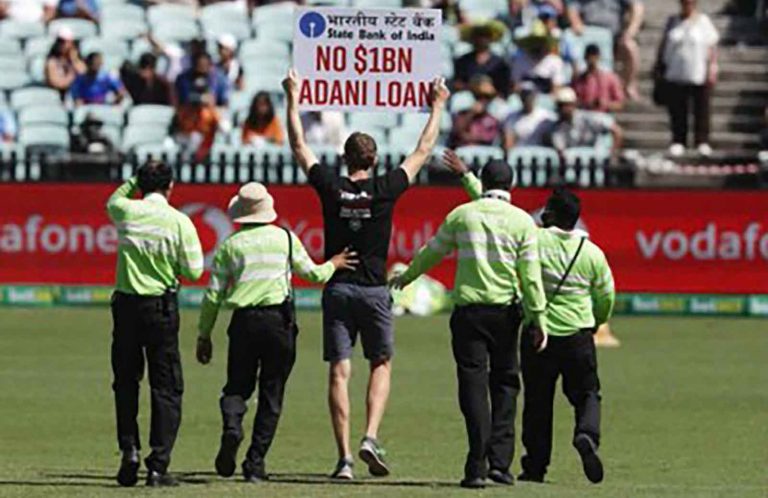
24, 36, 53, 59
239, 39, 290, 61
148, 4, 197, 26
0, 54, 25, 71
128, 105, 175, 127
355, 0, 401, 6
48, 19, 98, 41
19, 106, 69, 127
0, 21, 45, 40
201, 18, 251, 41
348, 112, 399, 131
253, 22, 293, 43
11, 87, 61, 110
101, 3, 145, 24
450, 91, 476, 114
80, 37, 128, 60
28, 56, 45, 83
151, 21, 200, 44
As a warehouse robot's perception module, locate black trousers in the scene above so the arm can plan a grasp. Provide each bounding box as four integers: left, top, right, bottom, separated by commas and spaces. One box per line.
110, 291, 182, 473
220, 305, 297, 474
449, 304, 522, 479
520, 330, 601, 478
666, 82, 711, 147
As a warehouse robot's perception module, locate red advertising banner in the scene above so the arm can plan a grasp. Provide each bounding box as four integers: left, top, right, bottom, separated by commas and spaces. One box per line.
0, 184, 767, 293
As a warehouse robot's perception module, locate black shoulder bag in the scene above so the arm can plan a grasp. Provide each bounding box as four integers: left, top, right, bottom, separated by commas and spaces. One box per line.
549, 237, 587, 305
281, 227, 299, 336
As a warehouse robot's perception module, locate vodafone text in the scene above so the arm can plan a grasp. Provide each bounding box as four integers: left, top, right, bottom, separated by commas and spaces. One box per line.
636, 223, 768, 261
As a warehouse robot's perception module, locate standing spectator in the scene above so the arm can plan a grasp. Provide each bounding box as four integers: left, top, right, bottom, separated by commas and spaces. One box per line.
217, 34, 244, 92
546, 87, 622, 156
175, 52, 230, 107
0, 109, 17, 143
448, 75, 502, 148
573, 44, 624, 112
503, 82, 556, 148
510, 20, 566, 94
57, 0, 100, 22
241, 92, 284, 146
45, 28, 85, 99
171, 83, 227, 162
301, 112, 349, 153
121, 53, 174, 106
655, 0, 719, 157
566, 0, 644, 100
0, 0, 56, 22
71, 52, 126, 105
454, 20, 511, 98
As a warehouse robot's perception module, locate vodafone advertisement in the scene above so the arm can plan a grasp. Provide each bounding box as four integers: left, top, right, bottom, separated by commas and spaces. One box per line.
1, 184, 767, 294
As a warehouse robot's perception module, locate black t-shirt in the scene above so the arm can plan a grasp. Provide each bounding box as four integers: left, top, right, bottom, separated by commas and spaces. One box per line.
309, 164, 410, 286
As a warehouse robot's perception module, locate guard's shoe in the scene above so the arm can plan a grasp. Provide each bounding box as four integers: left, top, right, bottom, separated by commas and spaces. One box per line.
460, 477, 486, 489
145, 470, 178, 487
215, 433, 241, 478
359, 437, 389, 477
330, 457, 354, 480
488, 468, 515, 485
243, 462, 268, 484
517, 472, 544, 483
573, 434, 604, 484
116, 448, 140, 487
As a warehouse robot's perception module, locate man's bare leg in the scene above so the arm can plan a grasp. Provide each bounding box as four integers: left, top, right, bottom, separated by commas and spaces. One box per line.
359, 359, 392, 477
618, 36, 640, 100
329, 359, 353, 478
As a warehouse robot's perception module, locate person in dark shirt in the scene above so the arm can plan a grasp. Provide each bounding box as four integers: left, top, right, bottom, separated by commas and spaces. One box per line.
454, 20, 511, 98
283, 68, 450, 481
175, 52, 229, 107
121, 53, 174, 106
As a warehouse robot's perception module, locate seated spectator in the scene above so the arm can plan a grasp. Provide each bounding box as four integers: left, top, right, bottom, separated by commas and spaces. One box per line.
45, 28, 85, 99
241, 91, 284, 146
566, 0, 644, 100
0, 0, 56, 22
300, 111, 348, 153
57, 0, 99, 22
538, 4, 579, 78
120, 53, 174, 106
70, 113, 115, 155
71, 52, 126, 105
175, 52, 230, 107
546, 86, 622, 156
503, 82, 556, 149
171, 83, 227, 162
448, 75, 502, 148
0, 109, 17, 143
510, 20, 566, 94
507, 0, 564, 28
454, 20, 511, 98
573, 44, 624, 112
217, 34, 244, 92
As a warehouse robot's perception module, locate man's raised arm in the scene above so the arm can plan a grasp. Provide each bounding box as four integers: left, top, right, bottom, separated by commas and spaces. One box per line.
400, 77, 451, 183
283, 69, 319, 174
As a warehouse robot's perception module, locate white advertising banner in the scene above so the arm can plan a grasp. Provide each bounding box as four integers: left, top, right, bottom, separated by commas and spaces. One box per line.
292, 7, 442, 112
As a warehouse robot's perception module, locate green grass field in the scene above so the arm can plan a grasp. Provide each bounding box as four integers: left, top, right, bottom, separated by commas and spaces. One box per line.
0, 309, 766, 498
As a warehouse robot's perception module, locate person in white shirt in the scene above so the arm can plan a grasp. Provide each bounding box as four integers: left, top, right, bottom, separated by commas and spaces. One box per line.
510, 20, 566, 95
655, 0, 719, 157
0, 0, 56, 23
503, 82, 556, 149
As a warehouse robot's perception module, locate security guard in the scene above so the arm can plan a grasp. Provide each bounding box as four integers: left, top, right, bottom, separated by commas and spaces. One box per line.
106, 161, 204, 487
391, 159, 548, 489
195, 183, 357, 483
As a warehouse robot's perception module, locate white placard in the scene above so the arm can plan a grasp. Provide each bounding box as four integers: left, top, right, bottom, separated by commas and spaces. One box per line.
292, 7, 442, 113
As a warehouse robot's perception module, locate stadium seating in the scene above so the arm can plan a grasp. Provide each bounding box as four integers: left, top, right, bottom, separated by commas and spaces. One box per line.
0, 70, 31, 91
19, 124, 69, 150
127, 105, 174, 127
122, 125, 168, 152
10, 87, 61, 111
48, 19, 98, 41
73, 105, 125, 127
0, 21, 45, 40
456, 145, 505, 167
19, 106, 68, 127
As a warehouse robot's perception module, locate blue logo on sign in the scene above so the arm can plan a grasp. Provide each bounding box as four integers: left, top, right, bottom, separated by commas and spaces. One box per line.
299, 11, 326, 38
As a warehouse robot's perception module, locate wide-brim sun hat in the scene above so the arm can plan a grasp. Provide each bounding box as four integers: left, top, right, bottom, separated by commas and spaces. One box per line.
459, 19, 507, 43
514, 20, 559, 51
227, 182, 278, 224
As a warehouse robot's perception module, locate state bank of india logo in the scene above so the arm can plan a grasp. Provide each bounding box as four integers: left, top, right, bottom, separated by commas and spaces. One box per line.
299, 11, 326, 38
181, 203, 234, 269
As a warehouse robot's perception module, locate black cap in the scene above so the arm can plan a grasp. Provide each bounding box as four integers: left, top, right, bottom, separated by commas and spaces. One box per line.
481, 159, 514, 191
544, 187, 581, 229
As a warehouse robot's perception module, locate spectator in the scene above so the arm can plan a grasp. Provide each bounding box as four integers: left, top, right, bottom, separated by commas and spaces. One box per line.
454, 20, 511, 98
655, 0, 718, 157
448, 75, 502, 148
0, 109, 17, 143
45, 28, 86, 99
120, 53, 174, 106
175, 52, 230, 107
507, 0, 565, 28
510, 20, 566, 94
241, 91, 284, 146
71, 52, 126, 105
216, 34, 244, 92
573, 44, 624, 112
56, 0, 99, 22
503, 82, 556, 149
70, 113, 115, 155
0, 0, 56, 22
171, 82, 227, 162
300, 111, 348, 153
566, 0, 644, 100
538, 5, 579, 78
546, 86, 622, 156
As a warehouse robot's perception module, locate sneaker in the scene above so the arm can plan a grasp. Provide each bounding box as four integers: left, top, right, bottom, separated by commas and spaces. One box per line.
460, 476, 486, 489
518, 471, 544, 483
668, 143, 685, 157
488, 468, 515, 485
573, 434, 604, 484
330, 457, 354, 480
243, 462, 268, 484
145, 470, 179, 487
697, 143, 713, 156
358, 437, 390, 477
215, 432, 241, 478
116, 448, 140, 487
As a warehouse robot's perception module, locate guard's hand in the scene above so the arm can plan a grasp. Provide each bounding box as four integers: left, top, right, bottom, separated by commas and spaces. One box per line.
431, 77, 450, 108
528, 325, 548, 353
331, 247, 359, 272
196, 337, 212, 365
442, 149, 469, 176
282, 68, 300, 98
388, 273, 406, 290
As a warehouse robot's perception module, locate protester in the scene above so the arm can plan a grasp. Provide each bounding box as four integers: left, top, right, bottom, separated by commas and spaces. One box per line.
171, 86, 226, 162
573, 44, 625, 113
70, 113, 115, 155
175, 52, 230, 107
392, 151, 548, 489
503, 82, 556, 148
300, 111, 349, 153
510, 20, 566, 94
121, 53, 175, 106
196, 182, 357, 484
217, 34, 244, 92
566, 0, 644, 100
106, 161, 204, 488
71, 52, 126, 106
44, 28, 85, 99
241, 92, 284, 146
655, 0, 719, 157
518, 188, 615, 485
546, 87, 623, 157
57, 0, 100, 22
448, 75, 502, 148
0, 109, 16, 143
454, 20, 511, 98
283, 69, 449, 481
0, 0, 56, 22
